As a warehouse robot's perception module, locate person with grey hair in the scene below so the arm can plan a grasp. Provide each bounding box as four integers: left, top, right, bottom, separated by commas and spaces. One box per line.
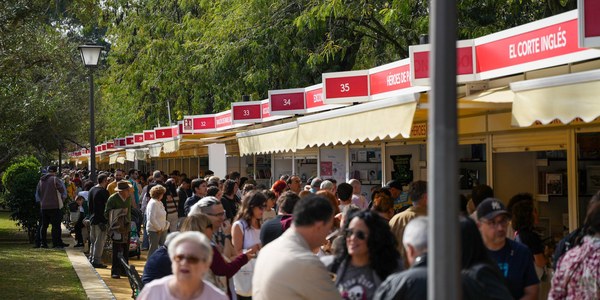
374, 217, 428, 300
142, 232, 180, 284
189, 196, 227, 246
138, 231, 227, 299
320, 180, 335, 193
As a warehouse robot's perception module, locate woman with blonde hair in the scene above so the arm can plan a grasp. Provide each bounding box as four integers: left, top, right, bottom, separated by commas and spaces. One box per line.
146, 185, 170, 257
182, 213, 257, 299
138, 231, 227, 300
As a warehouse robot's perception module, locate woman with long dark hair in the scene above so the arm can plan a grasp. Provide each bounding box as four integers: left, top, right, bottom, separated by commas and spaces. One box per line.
511, 195, 548, 273
231, 191, 266, 299
329, 210, 401, 299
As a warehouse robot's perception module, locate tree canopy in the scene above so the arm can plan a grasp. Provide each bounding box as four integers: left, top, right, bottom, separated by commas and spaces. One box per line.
0, 0, 576, 168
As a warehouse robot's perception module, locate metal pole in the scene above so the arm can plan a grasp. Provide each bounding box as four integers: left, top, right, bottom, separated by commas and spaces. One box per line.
428, 0, 459, 299
167, 100, 172, 125
89, 71, 97, 183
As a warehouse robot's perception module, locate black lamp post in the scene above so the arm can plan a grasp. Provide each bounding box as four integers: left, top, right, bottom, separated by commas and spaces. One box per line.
78, 44, 103, 183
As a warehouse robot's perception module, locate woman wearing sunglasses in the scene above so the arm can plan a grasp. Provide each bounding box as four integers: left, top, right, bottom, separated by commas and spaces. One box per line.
138, 231, 227, 300
180, 213, 258, 299
327, 210, 401, 300
232, 191, 266, 299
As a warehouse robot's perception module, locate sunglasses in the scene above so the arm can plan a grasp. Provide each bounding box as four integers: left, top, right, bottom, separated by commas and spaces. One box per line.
173, 254, 202, 264
206, 210, 226, 217
344, 228, 368, 241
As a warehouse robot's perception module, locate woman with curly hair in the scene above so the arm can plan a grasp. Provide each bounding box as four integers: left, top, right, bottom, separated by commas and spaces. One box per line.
328, 210, 401, 299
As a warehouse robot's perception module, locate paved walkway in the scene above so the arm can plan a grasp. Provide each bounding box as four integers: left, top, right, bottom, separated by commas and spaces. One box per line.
65, 246, 115, 300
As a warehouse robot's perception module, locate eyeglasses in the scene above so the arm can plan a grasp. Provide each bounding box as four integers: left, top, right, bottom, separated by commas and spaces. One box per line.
173, 254, 202, 264
206, 210, 226, 217
344, 228, 368, 241
482, 218, 509, 228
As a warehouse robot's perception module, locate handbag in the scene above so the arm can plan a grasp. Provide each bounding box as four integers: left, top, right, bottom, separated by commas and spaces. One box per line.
232, 219, 256, 296
233, 258, 255, 297
54, 177, 64, 209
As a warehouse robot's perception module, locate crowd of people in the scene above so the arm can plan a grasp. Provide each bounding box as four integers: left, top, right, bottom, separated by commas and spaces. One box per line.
34, 166, 600, 299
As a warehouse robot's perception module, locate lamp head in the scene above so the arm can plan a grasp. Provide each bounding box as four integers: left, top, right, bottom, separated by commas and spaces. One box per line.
78, 44, 103, 67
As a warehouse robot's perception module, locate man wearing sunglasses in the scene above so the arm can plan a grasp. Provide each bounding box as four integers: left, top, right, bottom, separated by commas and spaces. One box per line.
477, 198, 539, 300
253, 194, 340, 299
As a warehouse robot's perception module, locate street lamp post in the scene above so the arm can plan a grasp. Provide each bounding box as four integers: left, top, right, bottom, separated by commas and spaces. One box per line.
78, 44, 103, 183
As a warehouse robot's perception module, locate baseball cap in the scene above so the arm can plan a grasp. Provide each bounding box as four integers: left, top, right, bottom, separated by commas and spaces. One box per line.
477, 198, 510, 221
385, 180, 403, 190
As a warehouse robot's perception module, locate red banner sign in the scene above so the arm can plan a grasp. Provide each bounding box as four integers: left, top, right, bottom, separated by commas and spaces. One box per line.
261, 100, 272, 119
323, 71, 370, 103
101, 144, 107, 151
580, 0, 600, 48
143, 131, 155, 141
305, 85, 324, 109
269, 89, 305, 114
410, 42, 475, 84
107, 142, 115, 149
126, 136, 134, 145
477, 19, 580, 73
369, 60, 412, 96
215, 111, 233, 129
134, 134, 144, 143
232, 101, 262, 122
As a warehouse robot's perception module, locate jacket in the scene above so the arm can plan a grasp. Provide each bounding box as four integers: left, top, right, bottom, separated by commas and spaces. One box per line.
36, 174, 66, 210
374, 254, 428, 300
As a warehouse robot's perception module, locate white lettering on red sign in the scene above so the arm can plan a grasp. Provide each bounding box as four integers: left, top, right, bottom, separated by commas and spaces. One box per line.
508, 27, 567, 59
216, 116, 230, 125
313, 93, 322, 103
387, 71, 411, 87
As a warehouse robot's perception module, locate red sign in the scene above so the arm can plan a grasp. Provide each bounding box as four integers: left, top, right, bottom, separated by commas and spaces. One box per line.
96, 146, 101, 152
75, 151, 81, 156
269, 90, 305, 112
101, 144, 107, 151
412, 46, 474, 79
579, 2, 600, 48
143, 131, 155, 141
261, 100, 271, 119
477, 19, 581, 73
193, 116, 216, 131
232, 102, 262, 122
323, 73, 369, 100
107, 142, 115, 149
370, 61, 412, 96
134, 134, 144, 143
305, 86, 324, 109
115, 138, 126, 147
215, 111, 232, 129
155, 128, 172, 139
126, 136, 134, 145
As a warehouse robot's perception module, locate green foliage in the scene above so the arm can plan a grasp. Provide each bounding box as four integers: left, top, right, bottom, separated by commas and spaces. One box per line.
1, 156, 41, 242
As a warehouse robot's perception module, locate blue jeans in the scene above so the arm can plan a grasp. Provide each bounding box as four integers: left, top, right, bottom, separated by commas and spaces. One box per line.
142, 213, 149, 249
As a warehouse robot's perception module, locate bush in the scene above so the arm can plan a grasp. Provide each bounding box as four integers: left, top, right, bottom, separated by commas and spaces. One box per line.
2, 156, 41, 242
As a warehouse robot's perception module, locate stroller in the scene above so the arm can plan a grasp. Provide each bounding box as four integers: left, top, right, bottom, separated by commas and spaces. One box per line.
129, 208, 143, 259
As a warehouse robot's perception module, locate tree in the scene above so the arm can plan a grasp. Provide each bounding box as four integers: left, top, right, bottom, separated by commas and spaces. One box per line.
2, 156, 42, 242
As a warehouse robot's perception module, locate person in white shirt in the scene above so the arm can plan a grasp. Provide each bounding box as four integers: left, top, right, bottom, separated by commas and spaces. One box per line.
146, 185, 170, 257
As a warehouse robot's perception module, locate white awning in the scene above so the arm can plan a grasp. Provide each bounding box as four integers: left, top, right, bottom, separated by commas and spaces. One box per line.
463, 86, 514, 103
296, 93, 419, 149
149, 144, 162, 157
126, 149, 136, 162
162, 139, 180, 154
511, 69, 600, 127
237, 122, 298, 156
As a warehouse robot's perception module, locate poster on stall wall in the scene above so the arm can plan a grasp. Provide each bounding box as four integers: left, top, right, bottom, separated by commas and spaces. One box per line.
320, 148, 347, 184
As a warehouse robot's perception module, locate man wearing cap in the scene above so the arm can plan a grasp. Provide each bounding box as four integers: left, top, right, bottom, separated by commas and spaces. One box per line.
477, 198, 539, 300
104, 180, 133, 279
